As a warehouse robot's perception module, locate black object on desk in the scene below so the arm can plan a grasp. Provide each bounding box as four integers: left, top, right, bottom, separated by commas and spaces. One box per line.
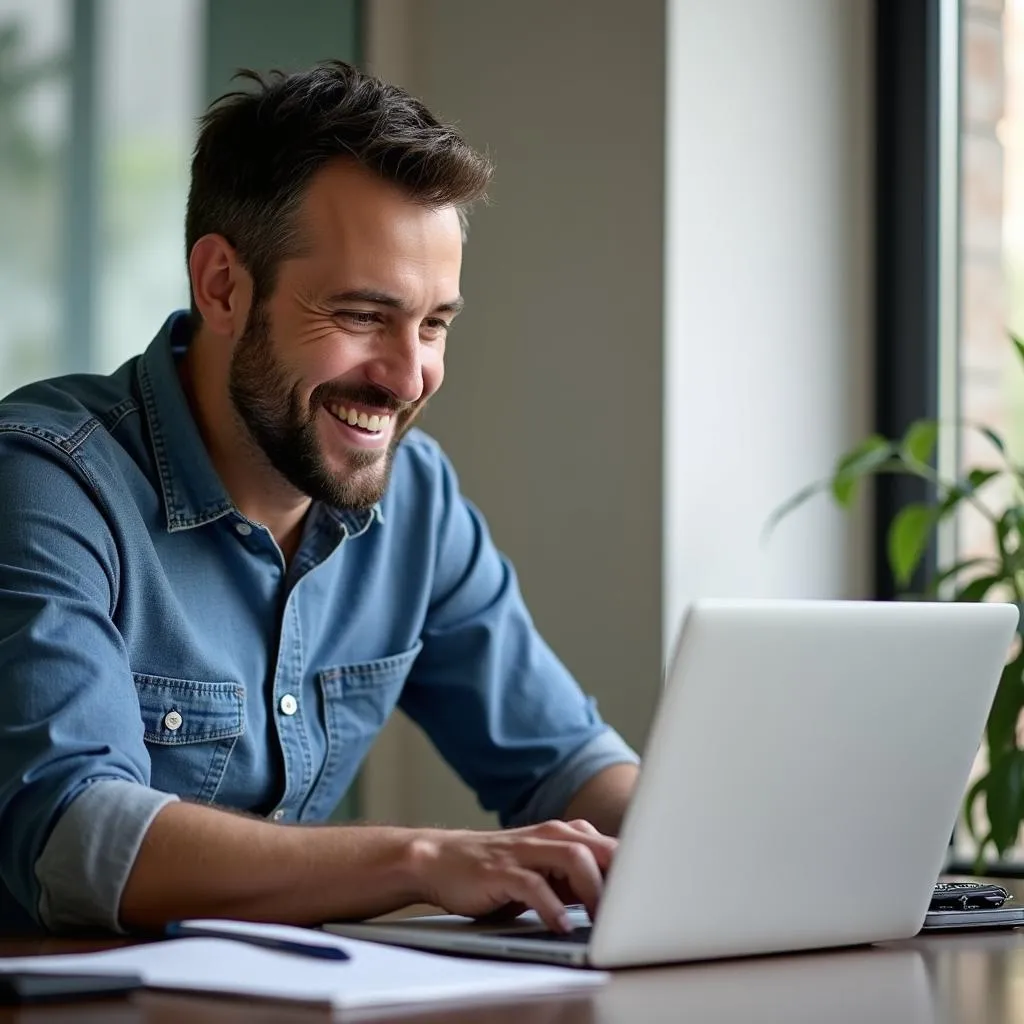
0, 971, 143, 1005
930, 882, 1009, 911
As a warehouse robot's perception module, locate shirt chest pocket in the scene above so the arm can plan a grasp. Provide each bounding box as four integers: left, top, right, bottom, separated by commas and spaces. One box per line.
133, 674, 245, 805
302, 641, 423, 821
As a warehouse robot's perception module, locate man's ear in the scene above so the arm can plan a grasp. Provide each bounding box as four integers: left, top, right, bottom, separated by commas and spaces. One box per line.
188, 234, 253, 338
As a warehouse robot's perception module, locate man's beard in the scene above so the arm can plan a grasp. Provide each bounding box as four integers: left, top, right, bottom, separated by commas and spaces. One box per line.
228, 302, 409, 511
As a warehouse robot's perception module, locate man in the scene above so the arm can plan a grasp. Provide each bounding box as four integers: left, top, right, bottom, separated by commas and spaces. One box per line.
0, 61, 639, 935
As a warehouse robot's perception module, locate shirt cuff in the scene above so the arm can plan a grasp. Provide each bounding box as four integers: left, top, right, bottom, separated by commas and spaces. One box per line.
505, 728, 640, 828
35, 780, 179, 933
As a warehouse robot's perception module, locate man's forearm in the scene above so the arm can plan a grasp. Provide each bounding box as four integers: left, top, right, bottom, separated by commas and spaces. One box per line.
562, 763, 639, 836
119, 801, 427, 930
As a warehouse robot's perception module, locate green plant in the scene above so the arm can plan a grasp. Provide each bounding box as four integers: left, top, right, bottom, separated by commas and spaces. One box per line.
766, 333, 1024, 870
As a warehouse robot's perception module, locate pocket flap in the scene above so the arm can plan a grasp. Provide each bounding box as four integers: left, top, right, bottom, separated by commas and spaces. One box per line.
317, 641, 424, 693
133, 674, 245, 745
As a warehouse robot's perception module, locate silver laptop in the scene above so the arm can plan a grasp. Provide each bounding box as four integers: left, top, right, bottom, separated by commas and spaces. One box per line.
327, 599, 1018, 969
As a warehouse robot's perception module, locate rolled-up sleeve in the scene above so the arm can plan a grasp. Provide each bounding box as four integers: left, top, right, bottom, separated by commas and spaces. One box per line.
397, 440, 638, 826
36, 781, 178, 931
0, 430, 162, 930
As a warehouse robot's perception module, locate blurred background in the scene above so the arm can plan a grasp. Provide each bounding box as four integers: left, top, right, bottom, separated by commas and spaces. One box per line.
0, 0, 1019, 856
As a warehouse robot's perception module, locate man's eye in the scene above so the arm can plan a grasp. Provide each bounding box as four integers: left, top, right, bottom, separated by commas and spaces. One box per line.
422, 318, 451, 337
336, 311, 380, 327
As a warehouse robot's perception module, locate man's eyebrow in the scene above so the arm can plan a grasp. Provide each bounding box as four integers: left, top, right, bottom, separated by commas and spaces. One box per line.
326, 290, 465, 316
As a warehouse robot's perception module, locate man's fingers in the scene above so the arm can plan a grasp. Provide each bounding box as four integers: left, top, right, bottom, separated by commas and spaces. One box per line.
504, 868, 572, 933
564, 818, 601, 835
529, 820, 617, 872
517, 839, 604, 920
472, 900, 528, 925
429, 824, 619, 932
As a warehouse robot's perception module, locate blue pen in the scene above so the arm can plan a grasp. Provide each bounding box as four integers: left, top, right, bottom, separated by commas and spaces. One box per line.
165, 921, 351, 961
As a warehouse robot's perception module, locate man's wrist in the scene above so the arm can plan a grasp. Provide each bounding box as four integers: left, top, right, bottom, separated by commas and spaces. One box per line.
399, 828, 451, 906
319, 824, 442, 913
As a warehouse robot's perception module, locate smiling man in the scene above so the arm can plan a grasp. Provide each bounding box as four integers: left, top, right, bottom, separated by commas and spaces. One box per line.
0, 62, 639, 936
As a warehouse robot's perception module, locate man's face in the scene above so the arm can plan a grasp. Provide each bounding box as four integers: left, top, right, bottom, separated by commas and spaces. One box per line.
228, 160, 464, 510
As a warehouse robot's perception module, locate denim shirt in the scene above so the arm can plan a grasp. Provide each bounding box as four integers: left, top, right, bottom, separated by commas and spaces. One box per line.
0, 312, 637, 933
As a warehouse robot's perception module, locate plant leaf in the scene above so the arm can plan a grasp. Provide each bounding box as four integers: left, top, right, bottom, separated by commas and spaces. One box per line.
925, 557, 1000, 595
996, 508, 1022, 552
831, 475, 858, 507
761, 480, 828, 543
831, 436, 896, 507
942, 419, 1007, 457
935, 470, 1001, 524
977, 651, 1024, 861
937, 486, 967, 520
986, 650, 1024, 757
887, 504, 935, 588
901, 420, 938, 465
979, 426, 1007, 454
1012, 332, 1024, 373
954, 574, 1005, 603
983, 749, 1024, 854
967, 468, 1002, 491
963, 774, 989, 843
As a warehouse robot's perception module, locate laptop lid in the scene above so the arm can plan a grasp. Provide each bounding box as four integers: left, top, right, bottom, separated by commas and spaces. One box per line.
588, 598, 1017, 967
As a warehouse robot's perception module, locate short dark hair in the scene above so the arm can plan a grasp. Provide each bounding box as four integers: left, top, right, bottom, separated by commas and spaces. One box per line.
185, 60, 492, 318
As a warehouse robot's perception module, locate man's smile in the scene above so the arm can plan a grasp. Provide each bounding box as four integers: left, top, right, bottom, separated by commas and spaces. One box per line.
323, 401, 394, 449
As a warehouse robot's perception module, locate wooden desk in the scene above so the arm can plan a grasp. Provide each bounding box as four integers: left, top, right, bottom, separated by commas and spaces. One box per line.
5, 929, 1024, 1023
7, 910, 1024, 1022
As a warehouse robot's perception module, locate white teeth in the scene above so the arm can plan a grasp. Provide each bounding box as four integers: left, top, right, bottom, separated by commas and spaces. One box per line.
330, 404, 391, 434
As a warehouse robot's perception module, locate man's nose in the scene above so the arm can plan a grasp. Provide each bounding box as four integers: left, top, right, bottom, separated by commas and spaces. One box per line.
364, 325, 424, 405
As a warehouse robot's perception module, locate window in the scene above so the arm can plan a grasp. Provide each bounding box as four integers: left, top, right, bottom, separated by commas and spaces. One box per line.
0, 0, 69, 393
957, 0, 1023, 562
95, 0, 202, 373
945, 0, 1024, 868
0, 0, 360, 386
0, 0, 198, 391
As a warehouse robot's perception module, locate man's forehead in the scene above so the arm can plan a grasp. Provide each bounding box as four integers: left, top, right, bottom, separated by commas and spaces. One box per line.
299, 160, 462, 247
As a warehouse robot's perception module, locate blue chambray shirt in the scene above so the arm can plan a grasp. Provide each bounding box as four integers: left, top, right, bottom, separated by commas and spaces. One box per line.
0, 312, 637, 933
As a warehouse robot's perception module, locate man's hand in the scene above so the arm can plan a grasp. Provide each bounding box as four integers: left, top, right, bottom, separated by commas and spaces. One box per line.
407, 819, 615, 933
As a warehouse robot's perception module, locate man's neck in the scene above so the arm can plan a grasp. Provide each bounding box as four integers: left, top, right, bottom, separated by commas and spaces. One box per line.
178, 328, 311, 562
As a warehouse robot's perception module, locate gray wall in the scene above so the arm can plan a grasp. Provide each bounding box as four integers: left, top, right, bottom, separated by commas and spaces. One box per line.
363, 0, 666, 827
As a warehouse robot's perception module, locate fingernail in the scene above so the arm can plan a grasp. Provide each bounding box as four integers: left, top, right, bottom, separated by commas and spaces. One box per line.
557, 913, 572, 933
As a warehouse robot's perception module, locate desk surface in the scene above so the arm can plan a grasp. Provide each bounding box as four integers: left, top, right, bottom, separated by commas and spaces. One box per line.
5, 905, 1024, 1022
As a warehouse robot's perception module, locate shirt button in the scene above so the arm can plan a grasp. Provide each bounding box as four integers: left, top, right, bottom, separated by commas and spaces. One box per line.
279, 694, 298, 716
271, 809, 285, 822
235, 522, 253, 537
164, 710, 183, 731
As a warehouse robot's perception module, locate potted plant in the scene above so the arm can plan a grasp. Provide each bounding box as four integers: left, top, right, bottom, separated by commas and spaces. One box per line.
767, 335, 1024, 872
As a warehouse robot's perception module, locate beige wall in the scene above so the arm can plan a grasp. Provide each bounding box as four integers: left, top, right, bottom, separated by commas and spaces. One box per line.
362, 0, 874, 829
363, 0, 665, 827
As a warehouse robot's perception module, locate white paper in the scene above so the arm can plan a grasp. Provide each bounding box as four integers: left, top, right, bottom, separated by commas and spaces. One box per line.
0, 920, 606, 1011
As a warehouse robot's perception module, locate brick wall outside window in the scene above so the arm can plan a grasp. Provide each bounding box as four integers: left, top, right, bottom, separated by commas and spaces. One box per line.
955, 0, 1024, 860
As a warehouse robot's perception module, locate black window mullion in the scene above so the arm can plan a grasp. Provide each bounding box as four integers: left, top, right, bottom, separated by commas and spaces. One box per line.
873, 0, 944, 599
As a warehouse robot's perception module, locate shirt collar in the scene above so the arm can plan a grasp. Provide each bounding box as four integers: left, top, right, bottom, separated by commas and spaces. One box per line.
321, 503, 385, 538
137, 310, 384, 535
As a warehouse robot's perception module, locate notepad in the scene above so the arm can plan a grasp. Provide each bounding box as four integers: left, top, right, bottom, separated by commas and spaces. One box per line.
0, 921, 607, 1011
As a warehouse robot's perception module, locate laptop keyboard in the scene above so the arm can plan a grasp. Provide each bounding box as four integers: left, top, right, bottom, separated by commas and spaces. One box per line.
496, 925, 593, 943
